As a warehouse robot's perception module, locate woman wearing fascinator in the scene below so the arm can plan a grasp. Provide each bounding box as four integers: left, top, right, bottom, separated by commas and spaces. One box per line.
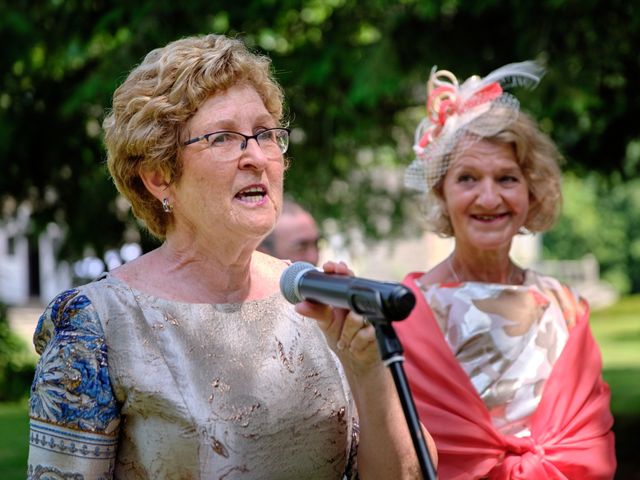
395, 61, 616, 478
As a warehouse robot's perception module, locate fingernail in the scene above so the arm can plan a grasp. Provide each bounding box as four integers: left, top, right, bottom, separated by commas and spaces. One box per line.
337, 340, 345, 350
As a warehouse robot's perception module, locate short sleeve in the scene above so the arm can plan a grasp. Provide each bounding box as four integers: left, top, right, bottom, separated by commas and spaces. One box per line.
28, 289, 120, 479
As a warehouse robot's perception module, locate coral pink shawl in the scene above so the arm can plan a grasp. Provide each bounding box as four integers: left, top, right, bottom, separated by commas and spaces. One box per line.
397, 272, 616, 479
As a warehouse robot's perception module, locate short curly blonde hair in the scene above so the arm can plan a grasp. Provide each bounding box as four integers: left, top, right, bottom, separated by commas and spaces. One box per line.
103, 34, 285, 239
424, 110, 563, 237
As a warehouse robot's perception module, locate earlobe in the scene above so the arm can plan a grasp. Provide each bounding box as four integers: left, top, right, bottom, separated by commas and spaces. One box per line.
139, 167, 172, 202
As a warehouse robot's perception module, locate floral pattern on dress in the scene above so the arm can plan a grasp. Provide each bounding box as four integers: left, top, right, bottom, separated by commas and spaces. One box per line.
29, 289, 120, 434
420, 273, 575, 436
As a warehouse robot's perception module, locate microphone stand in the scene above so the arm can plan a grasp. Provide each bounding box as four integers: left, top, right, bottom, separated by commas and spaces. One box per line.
368, 316, 437, 480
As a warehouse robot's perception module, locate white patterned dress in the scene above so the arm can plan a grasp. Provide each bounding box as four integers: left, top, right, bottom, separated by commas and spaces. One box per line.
418, 270, 581, 437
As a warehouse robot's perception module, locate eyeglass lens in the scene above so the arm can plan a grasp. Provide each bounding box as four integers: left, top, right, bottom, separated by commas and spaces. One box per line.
206, 129, 289, 159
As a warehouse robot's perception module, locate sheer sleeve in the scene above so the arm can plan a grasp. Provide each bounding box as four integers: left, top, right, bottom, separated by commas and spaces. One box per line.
28, 289, 120, 480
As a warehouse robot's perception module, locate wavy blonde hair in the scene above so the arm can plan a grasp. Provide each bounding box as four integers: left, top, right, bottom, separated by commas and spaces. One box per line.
103, 34, 285, 239
424, 110, 563, 237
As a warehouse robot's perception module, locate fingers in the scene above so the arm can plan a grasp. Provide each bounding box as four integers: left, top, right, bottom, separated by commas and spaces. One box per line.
293, 260, 355, 333
338, 313, 378, 374
294, 301, 336, 330
295, 302, 375, 352
337, 312, 375, 352
320, 260, 354, 277
293, 260, 378, 366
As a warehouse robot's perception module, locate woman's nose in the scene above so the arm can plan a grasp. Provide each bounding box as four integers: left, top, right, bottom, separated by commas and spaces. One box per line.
475, 180, 502, 208
238, 139, 270, 169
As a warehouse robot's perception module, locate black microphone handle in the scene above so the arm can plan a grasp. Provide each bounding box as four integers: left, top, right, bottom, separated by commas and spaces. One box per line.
297, 272, 383, 315
296, 270, 415, 320
296, 271, 354, 310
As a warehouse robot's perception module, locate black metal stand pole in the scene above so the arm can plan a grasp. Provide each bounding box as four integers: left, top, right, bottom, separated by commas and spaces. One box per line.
370, 319, 437, 480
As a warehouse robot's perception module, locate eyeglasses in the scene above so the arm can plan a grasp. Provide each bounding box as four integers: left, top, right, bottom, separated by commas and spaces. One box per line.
183, 127, 290, 160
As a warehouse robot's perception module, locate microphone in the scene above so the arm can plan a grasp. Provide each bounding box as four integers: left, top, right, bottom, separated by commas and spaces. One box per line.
280, 261, 416, 321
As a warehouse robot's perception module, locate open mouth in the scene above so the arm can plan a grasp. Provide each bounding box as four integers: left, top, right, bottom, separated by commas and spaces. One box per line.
235, 185, 267, 203
471, 213, 509, 222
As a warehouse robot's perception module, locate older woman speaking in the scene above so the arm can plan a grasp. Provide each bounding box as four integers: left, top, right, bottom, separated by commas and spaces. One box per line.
396, 62, 615, 479
27, 34, 431, 479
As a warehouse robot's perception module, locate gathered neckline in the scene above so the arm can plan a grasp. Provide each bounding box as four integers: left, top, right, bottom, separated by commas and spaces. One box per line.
98, 272, 281, 308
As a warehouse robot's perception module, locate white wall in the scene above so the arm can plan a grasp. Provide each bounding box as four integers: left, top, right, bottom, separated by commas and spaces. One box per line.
0, 220, 72, 306
323, 230, 542, 282
0, 230, 30, 305
39, 223, 72, 304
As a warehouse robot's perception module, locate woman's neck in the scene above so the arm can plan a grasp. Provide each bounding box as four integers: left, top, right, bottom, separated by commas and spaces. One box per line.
448, 248, 523, 285
161, 240, 255, 299
112, 232, 282, 303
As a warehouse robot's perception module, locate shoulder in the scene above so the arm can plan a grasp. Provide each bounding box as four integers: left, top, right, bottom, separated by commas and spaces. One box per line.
30, 282, 120, 433
404, 257, 453, 286
526, 269, 583, 301
251, 251, 289, 296
254, 249, 289, 271
400, 271, 439, 324
403, 268, 443, 292
526, 270, 588, 328
34, 282, 109, 355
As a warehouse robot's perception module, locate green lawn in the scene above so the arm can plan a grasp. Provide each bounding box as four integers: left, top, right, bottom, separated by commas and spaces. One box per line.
0, 400, 29, 480
590, 295, 640, 479
590, 295, 640, 417
1, 296, 638, 479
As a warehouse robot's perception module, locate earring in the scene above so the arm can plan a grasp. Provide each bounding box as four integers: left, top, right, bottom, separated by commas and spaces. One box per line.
162, 197, 173, 213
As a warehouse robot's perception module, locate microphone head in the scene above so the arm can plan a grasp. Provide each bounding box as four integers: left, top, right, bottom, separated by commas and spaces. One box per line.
387, 285, 416, 320
280, 261, 316, 304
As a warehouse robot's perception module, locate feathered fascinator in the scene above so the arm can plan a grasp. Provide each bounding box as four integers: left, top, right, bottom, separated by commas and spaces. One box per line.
404, 60, 545, 192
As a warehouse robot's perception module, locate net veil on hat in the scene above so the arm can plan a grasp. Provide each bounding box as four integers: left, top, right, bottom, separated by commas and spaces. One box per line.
405, 61, 545, 192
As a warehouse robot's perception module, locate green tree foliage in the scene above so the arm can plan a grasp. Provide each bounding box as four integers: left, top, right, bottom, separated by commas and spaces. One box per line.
1, 1, 638, 285
0, 303, 35, 401
543, 173, 640, 294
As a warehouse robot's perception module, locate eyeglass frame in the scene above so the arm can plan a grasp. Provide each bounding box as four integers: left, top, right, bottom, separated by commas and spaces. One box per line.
182, 127, 291, 156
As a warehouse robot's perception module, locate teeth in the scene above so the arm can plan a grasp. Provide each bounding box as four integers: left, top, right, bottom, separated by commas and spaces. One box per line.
242, 187, 265, 194
242, 195, 263, 203
236, 186, 266, 202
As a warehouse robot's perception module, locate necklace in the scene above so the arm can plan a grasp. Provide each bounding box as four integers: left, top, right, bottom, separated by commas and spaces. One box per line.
447, 256, 461, 282
447, 256, 519, 284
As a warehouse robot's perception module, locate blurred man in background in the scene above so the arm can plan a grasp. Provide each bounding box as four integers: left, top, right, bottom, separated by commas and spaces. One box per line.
258, 198, 320, 265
